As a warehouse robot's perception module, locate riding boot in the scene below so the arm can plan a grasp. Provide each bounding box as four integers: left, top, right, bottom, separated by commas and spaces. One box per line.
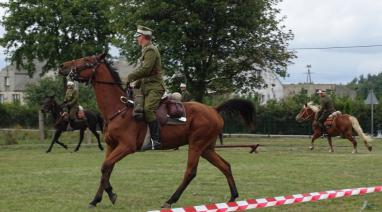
318, 122, 327, 137
142, 120, 161, 150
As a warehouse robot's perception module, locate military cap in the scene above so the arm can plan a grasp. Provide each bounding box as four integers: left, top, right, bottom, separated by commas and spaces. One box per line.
180, 83, 186, 88
67, 81, 75, 86
316, 89, 325, 94
134, 25, 154, 37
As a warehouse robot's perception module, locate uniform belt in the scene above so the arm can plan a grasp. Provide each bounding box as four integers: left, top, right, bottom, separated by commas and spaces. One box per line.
149, 68, 160, 76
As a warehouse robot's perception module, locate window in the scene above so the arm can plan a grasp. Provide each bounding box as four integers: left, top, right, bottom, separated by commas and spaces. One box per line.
0, 94, 4, 103
4, 77, 10, 87
12, 94, 20, 103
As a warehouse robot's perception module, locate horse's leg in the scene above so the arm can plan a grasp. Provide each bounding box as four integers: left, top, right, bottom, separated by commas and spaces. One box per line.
310, 132, 321, 150
90, 127, 104, 151
327, 136, 334, 152
162, 149, 201, 208
74, 129, 85, 152
46, 130, 66, 153
201, 148, 238, 202
346, 134, 358, 154
89, 144, 132, 207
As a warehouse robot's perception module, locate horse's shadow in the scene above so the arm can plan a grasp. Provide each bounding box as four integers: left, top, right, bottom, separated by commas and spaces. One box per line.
41, 96, 104, 153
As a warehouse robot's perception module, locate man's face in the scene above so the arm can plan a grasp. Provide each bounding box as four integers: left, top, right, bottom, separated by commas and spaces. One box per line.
180, 87, 186, 91
136, 34, 145, 46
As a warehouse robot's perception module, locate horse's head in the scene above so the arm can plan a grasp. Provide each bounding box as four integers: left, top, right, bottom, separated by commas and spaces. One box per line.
59, 53, 107, 82
41, 95, 57, 113
295, 103, 315, 123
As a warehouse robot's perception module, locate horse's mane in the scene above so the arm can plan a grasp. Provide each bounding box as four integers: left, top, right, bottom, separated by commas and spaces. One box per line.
306, 101, 319, 112
104, 60, 125, 91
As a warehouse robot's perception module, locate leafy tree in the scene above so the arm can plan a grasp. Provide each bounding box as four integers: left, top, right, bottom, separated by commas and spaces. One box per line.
24, 77, 65, 107
114, 0, 295, 101
0, 0, 115, 76
24, 77, 98, 111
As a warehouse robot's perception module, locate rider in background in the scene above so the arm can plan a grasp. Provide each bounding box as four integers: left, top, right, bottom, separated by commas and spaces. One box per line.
180, 83, 192, 102
62, 81, 85, 130
315, 89, 335, 135
126, 25, 165, 150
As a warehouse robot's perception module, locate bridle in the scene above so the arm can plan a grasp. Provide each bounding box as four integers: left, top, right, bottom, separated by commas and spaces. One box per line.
67, 56, 123, 86
64, 55, 132, 123
297, 106, 315, 122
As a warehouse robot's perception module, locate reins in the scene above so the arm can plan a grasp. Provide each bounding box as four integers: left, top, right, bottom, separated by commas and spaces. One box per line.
68, 56, 130, 124
299, 108, 315, 122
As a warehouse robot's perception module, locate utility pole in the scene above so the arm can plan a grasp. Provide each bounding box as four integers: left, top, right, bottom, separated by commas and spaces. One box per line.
305, 64, 313, 84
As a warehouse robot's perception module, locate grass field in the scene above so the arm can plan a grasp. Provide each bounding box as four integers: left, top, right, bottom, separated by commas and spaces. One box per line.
0, 133, 381, 211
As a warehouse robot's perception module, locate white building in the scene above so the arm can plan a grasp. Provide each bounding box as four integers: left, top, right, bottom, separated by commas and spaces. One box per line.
253, 69, 284, 104
0, 62, 55, 104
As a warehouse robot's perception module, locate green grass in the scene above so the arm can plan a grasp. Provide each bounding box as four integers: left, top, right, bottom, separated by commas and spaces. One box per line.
0, 135, 382, 211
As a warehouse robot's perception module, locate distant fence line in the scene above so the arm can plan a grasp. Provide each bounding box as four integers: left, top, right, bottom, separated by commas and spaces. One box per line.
1, 129, 371, 139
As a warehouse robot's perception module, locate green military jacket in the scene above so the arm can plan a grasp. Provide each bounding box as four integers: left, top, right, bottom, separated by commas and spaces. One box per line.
64, 88, 79, 109
181, 90, 192, 102
127, 42, 165, 94
319, 95, 335, 113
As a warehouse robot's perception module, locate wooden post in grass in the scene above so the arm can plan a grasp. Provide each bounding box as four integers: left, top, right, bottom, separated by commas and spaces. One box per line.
38, 111, 45, 142
86, 129, 92, 144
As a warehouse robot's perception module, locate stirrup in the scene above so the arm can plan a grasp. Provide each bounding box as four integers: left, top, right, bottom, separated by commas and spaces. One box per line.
142, 139, 161, 150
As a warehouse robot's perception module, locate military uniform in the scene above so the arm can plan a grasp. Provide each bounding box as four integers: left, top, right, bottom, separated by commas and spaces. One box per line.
316, 95, 335, 130
127, 25, 165, 150
181, 90, 192, 102
63, 88, 80, 121
127, 42, 165, 122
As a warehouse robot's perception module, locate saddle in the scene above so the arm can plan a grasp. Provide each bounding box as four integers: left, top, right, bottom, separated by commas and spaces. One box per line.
324, 111, 342, 128
126, 87, 187, 126
156, 96, 187, 126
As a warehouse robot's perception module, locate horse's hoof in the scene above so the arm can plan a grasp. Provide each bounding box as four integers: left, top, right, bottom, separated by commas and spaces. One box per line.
368, 146, 372, 152
109, 193, 117, 205
161, 202, 171, 209
352, 150, 358, 154
46, 150, 51, 153
88, 204, 96, 208
99, 146, 104, 151
329, 149, 334, 153
309, 146, 314, 151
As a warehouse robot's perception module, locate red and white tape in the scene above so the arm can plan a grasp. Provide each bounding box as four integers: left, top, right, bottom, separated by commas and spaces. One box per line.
149, 185, 382, 212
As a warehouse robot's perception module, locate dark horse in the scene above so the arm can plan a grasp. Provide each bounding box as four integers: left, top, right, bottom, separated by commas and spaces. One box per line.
59, 53, 256, 208
41, 96, 104, 153
296, 101, 372, 153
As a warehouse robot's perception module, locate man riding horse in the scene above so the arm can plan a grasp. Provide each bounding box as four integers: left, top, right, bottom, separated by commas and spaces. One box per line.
125, 25, 165, 150
62, 81, 86, 130
315, 89, 335, 135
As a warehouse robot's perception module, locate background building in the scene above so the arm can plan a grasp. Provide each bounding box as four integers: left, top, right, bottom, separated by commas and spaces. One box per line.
283, 83, 356, 99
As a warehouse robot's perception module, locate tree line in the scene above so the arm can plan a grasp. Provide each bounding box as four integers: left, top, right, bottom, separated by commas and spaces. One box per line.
0, 0, 295, 101
1, 75, 380, 135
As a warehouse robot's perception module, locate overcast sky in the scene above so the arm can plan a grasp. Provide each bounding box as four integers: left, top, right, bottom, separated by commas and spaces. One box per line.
1, 1, 382, 85
278, 0, 382, 84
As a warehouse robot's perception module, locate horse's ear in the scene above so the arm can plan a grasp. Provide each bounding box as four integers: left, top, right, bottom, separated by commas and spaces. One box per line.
98, 53, 107, 60
304, 103, 307, 107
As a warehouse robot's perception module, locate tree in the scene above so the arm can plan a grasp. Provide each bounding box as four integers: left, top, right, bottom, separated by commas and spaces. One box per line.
24, 77, 98, 111
114, 0, 295, 101
0, 0, 115, 76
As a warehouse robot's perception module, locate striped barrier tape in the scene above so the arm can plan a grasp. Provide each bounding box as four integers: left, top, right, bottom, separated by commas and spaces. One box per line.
148, 185, 382, 212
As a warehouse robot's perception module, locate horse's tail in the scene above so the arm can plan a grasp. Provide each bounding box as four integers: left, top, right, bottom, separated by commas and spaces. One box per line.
96, 113, 104, 133
215, 98, 256, 131
349, 115, 372, 151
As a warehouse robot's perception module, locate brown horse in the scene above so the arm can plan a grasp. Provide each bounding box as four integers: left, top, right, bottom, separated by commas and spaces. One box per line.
58, 53, 256, 208
296, 101, 372, 153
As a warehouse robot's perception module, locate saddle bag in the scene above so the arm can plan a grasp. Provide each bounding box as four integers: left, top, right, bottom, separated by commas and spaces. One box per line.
166, 101, 184, 118
133, 88, 144, 120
